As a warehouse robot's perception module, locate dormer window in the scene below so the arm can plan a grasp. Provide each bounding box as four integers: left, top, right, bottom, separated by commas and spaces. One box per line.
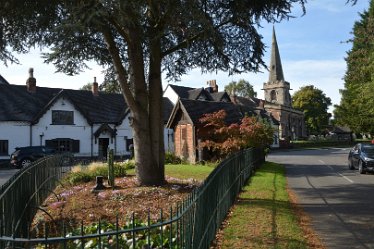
52, 110, 74, 125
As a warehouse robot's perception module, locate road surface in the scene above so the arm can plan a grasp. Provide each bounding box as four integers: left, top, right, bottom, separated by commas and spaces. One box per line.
268, 148, 374, 249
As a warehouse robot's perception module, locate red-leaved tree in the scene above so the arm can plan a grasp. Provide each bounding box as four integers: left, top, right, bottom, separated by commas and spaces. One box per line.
199, 110, 274, 159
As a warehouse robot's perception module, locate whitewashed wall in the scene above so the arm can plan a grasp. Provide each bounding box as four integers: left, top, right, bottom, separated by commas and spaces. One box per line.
34, 98, 91, 156
163, 85, 179, 105
34, 97, 133, 158
0, 121, 30, 160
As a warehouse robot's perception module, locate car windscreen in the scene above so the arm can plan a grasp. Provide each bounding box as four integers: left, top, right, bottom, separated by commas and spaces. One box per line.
361, 145, 374, 156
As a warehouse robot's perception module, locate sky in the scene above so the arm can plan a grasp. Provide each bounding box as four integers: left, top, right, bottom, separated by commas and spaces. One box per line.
0, 0, 370, 113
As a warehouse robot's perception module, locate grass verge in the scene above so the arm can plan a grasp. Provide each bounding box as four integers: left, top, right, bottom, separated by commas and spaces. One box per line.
214, 162, 312, 249
127, 163, 215, 181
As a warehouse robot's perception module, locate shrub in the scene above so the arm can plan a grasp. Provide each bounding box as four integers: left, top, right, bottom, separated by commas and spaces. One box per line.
65, 160, 133, 185
165, 152, 182, 164
67, 171, 92, 185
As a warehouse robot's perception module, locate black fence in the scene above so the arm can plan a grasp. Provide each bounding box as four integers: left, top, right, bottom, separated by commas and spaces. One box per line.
0, 148, 264, 248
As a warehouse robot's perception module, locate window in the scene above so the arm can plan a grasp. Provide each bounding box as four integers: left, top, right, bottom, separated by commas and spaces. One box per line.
52, 110, 74, 125
270, 90, 277, 102
46, 138, 79, 153
126, 138, 134, 151
0, 140, 8, 156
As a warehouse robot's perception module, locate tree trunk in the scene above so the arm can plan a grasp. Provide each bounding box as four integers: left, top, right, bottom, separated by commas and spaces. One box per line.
102, 21, 165, 186
127, 29, 165, 186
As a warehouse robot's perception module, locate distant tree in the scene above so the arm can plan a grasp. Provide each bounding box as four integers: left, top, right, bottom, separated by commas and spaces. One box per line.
80, 81, 121, 94
199, 110, 273, 159
292, 85, 332, 135
80, 83, 92, 91
334, 0, 374, 134
100, 80, 121, 94
224, 79, 257, 98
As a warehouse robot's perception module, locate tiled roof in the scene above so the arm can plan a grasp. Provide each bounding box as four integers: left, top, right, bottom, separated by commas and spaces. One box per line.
0, 84, 61, 122
0, 74, 10, 85
180, 99, 243, 125
168, 84, 195, 99
188, 88, 213, 101
163, 97, 174, 124
210, 92, 230, 102
0, 85, 129, 124
63, 90, 128, 124
231, 96, 258, 108
0, 84, 175, 125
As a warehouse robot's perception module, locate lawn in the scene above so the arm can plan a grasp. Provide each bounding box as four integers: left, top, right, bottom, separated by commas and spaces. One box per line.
214, 162, 317, 249
126, 163, 214, 181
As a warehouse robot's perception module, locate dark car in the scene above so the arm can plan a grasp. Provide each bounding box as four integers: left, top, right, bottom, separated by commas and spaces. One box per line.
10, 146, 56, 168
348, 143, 374, 174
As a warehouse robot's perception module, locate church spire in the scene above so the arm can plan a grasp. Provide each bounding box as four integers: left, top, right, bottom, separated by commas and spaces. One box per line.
269, 26, 285, 82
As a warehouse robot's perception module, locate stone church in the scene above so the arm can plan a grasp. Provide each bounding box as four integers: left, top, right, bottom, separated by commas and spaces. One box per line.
263, 28, 306, 140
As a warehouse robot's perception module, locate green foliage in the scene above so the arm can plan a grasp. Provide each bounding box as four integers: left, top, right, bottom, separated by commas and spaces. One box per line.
199, 110, 274, 159
66, 171, 93, 184
65, 161, 134, 185
80, 83, 92, 91
334, 1, 374, 134
165, 152, 182, 164
35, 220, 178, 249
224, 79, 257, 97
100, 80, 122, 94
292, 85, 332, 135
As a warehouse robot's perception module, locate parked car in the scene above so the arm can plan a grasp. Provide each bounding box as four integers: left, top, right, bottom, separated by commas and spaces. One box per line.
348, 143, 374, 174
10, 146, 56, 168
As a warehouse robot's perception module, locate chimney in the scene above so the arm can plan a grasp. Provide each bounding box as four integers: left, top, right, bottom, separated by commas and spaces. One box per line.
206, 80, 218, 93
26, 68, 36, 93
92, 77, 99, 96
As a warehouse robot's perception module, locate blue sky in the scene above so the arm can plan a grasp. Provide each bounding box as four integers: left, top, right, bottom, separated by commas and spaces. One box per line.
0, 0, 370, 112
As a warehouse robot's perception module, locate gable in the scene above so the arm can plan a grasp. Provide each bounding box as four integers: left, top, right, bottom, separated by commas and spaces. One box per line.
0, 74, 10, 85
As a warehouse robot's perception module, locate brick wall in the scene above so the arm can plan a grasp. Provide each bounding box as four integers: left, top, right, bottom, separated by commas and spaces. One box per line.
174, 123, 196, 163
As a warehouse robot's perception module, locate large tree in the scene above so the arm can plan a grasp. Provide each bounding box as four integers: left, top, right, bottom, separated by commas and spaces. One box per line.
292, 85, 332, 135
2, 0, 347, 185
224, 79, 257, 98
334, 0, 374, 134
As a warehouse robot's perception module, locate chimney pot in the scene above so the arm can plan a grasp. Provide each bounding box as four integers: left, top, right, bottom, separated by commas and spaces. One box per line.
92, 77, 99, 96
26, 68, 36, 93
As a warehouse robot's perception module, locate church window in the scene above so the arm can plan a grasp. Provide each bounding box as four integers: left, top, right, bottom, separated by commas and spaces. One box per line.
270, 90, 277, 101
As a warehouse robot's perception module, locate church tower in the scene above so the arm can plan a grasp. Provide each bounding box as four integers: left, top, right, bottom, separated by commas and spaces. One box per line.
263, 27, 292, 107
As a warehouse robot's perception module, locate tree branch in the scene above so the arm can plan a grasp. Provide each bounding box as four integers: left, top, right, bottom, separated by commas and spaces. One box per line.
101, 28, 137, 111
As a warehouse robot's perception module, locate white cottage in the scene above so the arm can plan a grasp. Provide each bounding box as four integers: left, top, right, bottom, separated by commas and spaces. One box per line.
0, 70, 176, 161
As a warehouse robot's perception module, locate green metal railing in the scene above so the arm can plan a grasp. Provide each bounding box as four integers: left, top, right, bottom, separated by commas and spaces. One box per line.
0, 148, 264, 249
0, 154, 72, 243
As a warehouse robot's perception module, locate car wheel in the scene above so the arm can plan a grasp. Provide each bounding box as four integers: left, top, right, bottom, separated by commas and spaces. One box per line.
20, 158, 32, 168
359, 160, 365, 174
348, 160, 354, 170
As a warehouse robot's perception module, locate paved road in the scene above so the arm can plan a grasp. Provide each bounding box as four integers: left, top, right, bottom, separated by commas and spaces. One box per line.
268, 148, 374, 249
0, 168, 18, 186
